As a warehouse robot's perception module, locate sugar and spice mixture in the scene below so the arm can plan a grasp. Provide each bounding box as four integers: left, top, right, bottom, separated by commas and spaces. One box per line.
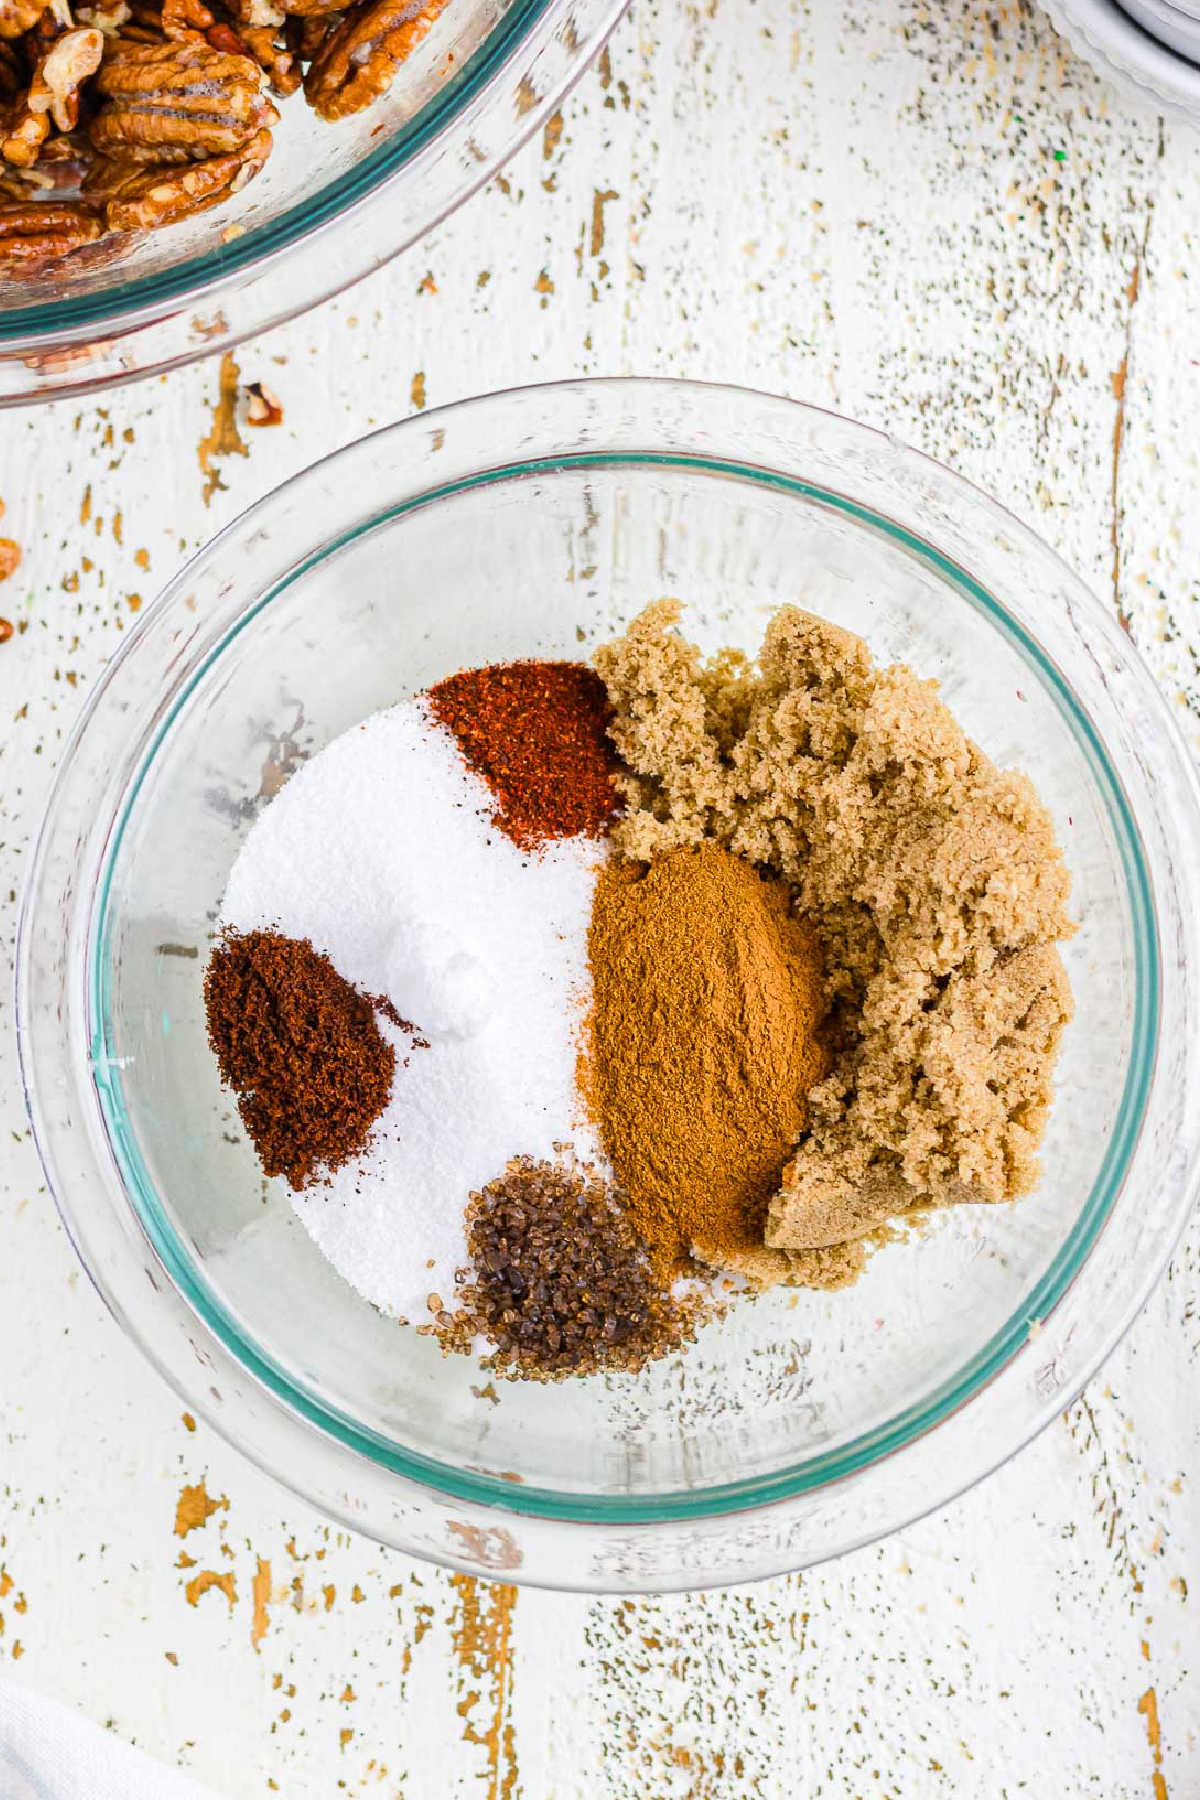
597, 601, 1075, 1263
217, 688, 606, 1324
203, 622, 1075, 1380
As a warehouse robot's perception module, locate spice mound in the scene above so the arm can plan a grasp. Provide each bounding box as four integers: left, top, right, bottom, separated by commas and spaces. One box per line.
204, 928, 395, 1190
584, 845, 831, 1282
429, 660, 620, 851
437, 1156, 703, 1378
597, 601, 1075, 1264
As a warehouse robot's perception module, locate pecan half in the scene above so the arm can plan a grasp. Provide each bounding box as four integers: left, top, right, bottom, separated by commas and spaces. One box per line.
108, 0, 168, 40
0, 98, 46, 164
83, 0, 211, 41
89, 38, 277, 162
303, 0, 447, 120
226, 0, 283, 26
286, 8, 339, 59
160, 0, 213, 36
74, 0, 133, 36
3, 26, 102, 166
0, 128, 95, 189
0, 196, 101, 269
36, 26, 103, 126
201, 15, 239, 49
0, 0, 45, 40
233, 21, 296, 91
84, 117, 268, 224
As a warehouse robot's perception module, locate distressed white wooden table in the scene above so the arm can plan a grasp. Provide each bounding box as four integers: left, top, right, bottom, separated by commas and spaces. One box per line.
1, 3, 1198, 1794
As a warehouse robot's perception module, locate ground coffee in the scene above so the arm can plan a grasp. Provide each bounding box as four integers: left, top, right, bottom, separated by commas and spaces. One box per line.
204, 928, 396, 1190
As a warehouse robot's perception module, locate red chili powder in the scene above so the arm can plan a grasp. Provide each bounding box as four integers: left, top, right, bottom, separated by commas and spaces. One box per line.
427, 660, 620, 851
204, 929, 396, 1190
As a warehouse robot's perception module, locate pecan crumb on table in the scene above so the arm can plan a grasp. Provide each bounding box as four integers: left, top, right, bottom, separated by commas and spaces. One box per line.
244, 378, 282, 425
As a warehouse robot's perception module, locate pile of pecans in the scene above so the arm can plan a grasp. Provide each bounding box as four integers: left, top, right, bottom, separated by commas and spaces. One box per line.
0, 0, 450, 273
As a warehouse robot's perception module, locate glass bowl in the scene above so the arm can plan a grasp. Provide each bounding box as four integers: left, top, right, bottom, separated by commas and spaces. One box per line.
0, 0, 624, 404
18, 379, 1200, 1592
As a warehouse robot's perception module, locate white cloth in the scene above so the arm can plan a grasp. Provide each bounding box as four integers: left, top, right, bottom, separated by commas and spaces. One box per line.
0, 1682, 219, 1800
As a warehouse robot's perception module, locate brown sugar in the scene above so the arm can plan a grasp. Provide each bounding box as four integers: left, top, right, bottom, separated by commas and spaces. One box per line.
204, 929, 396, 1189
595, 602, 1074, 1266
583, 844, 841, 1285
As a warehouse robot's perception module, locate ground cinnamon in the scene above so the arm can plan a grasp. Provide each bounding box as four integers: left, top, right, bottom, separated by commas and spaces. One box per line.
428, 660, 619, 851
597, 601, 1074, 1261
204, 929, 396, 1189
582, 846, 829, 1275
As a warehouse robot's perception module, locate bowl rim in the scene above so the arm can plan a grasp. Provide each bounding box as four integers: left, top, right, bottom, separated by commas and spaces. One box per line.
18, 378, 1200, 1568
1038, 0, 1200, 118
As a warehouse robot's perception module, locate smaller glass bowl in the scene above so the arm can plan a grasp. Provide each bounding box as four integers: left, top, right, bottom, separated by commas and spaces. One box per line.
0, 0, 625, 403
18, 379, 1200, 1591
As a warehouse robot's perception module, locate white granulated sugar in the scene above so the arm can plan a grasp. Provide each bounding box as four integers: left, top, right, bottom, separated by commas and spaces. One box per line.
220, 696, 605, 1322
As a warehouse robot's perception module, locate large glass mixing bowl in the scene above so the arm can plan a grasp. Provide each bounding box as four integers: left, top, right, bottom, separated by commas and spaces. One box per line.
18, 380, 1200, 1590
0, 0, 623, 404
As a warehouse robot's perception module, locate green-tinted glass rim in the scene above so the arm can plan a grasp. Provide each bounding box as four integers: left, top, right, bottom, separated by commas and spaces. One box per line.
0, 0, 547, 340
91, 449, 1159, 1525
